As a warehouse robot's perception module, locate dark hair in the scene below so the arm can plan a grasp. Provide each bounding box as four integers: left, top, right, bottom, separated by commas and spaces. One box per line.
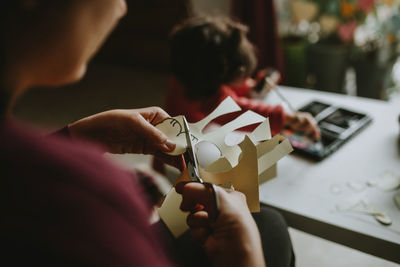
170, 16, 257, 99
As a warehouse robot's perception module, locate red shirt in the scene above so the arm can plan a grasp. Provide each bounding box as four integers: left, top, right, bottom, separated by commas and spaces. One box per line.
0, 121, 172, 267
165, 76, 285, 136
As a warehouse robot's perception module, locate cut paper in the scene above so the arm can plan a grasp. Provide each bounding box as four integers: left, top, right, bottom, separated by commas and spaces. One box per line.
155, 116, 188, 155
330, 184, 342, 195
368, 170, 400, 191
190, 96, 241, 132
258, 139, 293, 175
157, 96, 293, 236
336, 195, 392, 226
394, 193, 400, 211
374, 213, 392, 226
259, 164, 277, 184
172, 136, 260, 211
157, 188, 189, 237
224, 131, 245, 146
155, 97, 268, 166
199, 136, 260, 211
196, 141, 222, 168
202, 110, 266, 166
347, 180, 367, 193
249, 119, 271, 143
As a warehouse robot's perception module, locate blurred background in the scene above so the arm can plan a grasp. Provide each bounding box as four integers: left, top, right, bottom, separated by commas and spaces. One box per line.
94, 0, 400, 100
12, 1, 399, 266
14, 0, 400, 129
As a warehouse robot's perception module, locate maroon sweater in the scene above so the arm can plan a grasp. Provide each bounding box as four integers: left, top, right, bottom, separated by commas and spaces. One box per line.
0, 121, 172, 266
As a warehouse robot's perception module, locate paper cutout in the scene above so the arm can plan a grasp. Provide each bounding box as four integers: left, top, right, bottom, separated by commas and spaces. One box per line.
249, 119, 271, 143
199, 136, 260, 211
171, 136, 260, 211
330, 184, 343, 195
196, 141, 222, 168
157, 188, 189, 237
394, 193, 400, 211
190, 96, 241, 132
347, 180, 367, 192
157, 96, 293, 236
155, 97, 268, 166
336, 193, 392, 226
368, 170, 400, 191
258, 139, 293, 175
258, 163, 277, 184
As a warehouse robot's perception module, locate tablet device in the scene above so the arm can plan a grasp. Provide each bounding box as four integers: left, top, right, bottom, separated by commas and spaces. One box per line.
282, 100, 372, 160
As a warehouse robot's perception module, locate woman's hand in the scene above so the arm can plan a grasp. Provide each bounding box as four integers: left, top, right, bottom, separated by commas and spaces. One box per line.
284, 111, 321, 139
176, 182, 266, 267
68, 107, 183, 169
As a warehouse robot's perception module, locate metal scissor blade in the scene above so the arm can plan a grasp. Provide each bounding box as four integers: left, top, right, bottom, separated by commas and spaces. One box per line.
182, 117, 202, 183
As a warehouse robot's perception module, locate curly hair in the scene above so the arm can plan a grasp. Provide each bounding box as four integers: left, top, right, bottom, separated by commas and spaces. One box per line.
170, 16, 257, 99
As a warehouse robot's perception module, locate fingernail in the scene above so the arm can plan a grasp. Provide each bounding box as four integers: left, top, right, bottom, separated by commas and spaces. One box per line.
164, 140, 175, 151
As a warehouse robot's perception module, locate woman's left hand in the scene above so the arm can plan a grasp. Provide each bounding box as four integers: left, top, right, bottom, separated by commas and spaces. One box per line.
68, 107, 183, 169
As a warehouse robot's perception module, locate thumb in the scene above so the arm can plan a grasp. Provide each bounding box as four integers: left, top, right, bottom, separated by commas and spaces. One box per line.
136, 115, 176, 153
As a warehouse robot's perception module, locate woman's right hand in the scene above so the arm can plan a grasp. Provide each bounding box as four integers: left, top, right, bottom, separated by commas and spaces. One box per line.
176, 182, 266, 267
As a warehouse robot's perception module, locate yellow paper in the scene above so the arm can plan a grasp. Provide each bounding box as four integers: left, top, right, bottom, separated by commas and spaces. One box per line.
158, 188, 189, 237
156, 97, 293, 236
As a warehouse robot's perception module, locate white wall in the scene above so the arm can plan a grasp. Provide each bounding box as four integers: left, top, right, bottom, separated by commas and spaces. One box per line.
190, 0, 232, 16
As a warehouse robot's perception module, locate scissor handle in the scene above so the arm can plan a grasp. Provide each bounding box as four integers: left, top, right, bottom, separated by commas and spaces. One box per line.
203, 182, 219, 221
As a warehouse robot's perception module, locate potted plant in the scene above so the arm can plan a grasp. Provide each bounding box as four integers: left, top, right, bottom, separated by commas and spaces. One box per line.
281, 0, 378, 93
351, 1, 400, 99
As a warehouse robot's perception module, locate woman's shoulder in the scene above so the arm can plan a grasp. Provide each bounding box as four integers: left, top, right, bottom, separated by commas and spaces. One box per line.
1, 121, 125, 181
0, 121, 171, 266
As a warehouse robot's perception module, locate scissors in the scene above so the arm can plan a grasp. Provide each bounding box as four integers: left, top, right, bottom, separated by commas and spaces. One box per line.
182, 117, 219, 221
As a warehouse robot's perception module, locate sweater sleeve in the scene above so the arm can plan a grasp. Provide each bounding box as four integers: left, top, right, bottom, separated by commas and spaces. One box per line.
230, 78, 254, 97
50, 125, 71, 138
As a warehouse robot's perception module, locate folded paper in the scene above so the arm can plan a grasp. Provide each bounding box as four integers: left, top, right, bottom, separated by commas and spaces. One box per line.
156, 97, 293, 237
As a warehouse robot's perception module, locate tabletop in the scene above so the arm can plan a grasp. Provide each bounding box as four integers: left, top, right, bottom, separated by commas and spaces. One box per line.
260, 86, 400, 263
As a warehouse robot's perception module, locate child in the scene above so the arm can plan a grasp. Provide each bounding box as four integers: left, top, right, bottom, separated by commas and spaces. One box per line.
166, 16, 320, 138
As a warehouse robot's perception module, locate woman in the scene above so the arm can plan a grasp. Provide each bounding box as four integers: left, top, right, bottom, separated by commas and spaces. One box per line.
1, 1, 293, 266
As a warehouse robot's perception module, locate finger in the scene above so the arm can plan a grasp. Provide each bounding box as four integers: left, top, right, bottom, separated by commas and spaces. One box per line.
187, 211, 210, 228
179, 183, 219, 214
303, 115, 320, 139
154, 152, 184, 171
133, 115, 176, 153
190, 227, 211, 244
137, 107, 171, 125
175, 181, 190, 194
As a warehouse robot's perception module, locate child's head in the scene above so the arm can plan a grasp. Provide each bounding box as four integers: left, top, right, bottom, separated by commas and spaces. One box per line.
170, 16, 257, 99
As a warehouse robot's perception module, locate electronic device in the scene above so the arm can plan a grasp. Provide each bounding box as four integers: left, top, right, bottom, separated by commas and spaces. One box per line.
282, 100, 372, 160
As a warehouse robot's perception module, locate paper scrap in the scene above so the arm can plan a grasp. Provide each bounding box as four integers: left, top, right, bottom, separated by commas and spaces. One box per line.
368, 170, 400, 191
330, 184, 342, 195
347, 180, 367, 193
374, 213, 392, 226
336, 196, 392, 226
394, 192, 400, 211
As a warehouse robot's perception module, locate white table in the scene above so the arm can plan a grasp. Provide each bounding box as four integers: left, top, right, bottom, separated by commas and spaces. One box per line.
260, 86, 400, 263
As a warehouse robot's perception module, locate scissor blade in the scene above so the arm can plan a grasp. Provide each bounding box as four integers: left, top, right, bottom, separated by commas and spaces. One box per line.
182, 117, 202, 183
